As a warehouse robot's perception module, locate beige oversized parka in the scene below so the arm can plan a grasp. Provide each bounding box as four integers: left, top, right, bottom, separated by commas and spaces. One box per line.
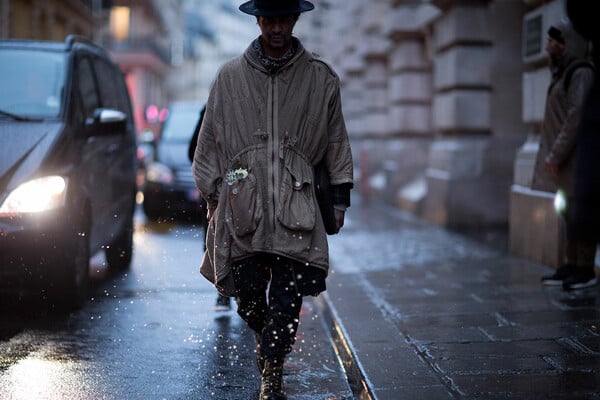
192, 39, 353, 296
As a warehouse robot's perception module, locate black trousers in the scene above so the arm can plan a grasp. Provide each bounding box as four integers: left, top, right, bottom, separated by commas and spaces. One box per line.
563, 195, 597, 267
232, 254, 303, 358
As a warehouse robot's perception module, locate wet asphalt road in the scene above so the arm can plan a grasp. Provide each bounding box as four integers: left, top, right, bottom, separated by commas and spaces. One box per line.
0, 210, 351, 400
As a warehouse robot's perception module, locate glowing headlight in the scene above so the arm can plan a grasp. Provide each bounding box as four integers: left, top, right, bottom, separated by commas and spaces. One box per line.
0, 176, 67, 215
145, 162, 174, 184
554, 189, 567, 215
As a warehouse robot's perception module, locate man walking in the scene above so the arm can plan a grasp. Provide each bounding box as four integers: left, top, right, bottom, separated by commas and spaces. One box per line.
534, 18, 596, 290
192, 1, 353, 398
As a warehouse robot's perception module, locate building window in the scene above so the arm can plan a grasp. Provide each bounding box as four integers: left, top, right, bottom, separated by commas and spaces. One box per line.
109, 6, 130, 42
524, 15, 542, 58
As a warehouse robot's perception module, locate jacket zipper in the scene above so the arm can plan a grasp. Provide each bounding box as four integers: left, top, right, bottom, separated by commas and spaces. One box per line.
268, 75, 279, 231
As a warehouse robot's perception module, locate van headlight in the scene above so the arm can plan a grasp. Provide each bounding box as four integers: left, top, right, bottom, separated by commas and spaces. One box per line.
145, 162, 174, 184
0, 176, 67, 215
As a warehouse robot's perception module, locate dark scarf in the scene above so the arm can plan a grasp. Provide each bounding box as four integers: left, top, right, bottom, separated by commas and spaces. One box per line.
251, 36, 297, 73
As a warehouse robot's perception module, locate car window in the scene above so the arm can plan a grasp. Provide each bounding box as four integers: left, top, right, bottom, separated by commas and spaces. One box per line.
94, 58, 127, 112
0, 49, 65, 118
77, 57, 100, 118
161, 107, 200, 141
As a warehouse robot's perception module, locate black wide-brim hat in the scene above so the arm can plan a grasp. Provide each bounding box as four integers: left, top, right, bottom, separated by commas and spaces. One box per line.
239, 0, 315, 16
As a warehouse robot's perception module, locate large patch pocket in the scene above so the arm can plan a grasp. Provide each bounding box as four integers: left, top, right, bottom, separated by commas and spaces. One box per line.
277, 163, 316, 231
228, 173, 262, 236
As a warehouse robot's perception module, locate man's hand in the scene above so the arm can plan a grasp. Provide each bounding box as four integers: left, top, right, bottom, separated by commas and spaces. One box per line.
335, 209, 345, 232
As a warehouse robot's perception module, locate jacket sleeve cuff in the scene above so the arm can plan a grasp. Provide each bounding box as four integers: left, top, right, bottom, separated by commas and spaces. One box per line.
331, 183, 352, 208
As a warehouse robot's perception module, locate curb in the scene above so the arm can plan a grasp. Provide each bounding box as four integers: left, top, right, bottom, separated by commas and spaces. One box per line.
314, 292, 374, 400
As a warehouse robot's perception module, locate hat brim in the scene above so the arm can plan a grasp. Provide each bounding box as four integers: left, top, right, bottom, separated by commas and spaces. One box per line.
239, 1, 314, 16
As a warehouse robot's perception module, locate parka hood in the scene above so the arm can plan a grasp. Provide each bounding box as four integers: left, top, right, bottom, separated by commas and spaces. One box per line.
552, 18, 590, 64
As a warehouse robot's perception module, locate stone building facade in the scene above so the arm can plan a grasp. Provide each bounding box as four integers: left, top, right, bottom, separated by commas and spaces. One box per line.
299, 0, 575, 267
96, 0, 174, 138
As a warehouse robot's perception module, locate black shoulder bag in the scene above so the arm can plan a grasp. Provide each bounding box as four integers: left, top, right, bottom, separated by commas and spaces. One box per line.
314, 161, 339, 235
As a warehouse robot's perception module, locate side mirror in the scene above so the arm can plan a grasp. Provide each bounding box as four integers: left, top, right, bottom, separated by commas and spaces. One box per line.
98, 109, 126, 124
85, 108, 127, 137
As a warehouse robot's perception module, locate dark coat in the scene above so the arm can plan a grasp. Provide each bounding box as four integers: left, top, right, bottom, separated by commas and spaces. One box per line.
187, 106, 205, 163
567, 0, 600, 241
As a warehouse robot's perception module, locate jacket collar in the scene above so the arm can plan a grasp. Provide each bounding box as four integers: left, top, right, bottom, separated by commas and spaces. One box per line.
244, 36, 306, 74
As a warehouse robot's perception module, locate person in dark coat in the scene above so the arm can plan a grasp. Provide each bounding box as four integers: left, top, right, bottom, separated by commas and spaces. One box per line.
187, 105, 232, 311
535, 18, 596, 290
563, 0, 600, 287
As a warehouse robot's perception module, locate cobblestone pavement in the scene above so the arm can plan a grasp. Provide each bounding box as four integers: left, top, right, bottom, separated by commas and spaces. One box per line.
318, 195, 600, 400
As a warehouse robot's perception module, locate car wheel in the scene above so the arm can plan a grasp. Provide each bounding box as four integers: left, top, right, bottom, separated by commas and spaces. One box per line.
105, 210, 134, 271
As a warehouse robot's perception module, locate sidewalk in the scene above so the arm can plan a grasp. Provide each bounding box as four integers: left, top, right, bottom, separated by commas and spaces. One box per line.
315, 194, 600, 399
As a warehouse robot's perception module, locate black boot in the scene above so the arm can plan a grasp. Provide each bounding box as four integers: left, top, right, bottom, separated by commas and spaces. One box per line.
259, 356, 286, 400
255, 332, 265, 373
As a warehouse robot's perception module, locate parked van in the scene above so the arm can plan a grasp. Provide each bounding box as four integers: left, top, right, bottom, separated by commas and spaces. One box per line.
0, 36, 138, 307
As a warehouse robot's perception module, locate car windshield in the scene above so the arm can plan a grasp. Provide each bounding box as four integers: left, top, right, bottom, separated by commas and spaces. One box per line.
161, 107, 200, 141
0, 49, 66, 119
